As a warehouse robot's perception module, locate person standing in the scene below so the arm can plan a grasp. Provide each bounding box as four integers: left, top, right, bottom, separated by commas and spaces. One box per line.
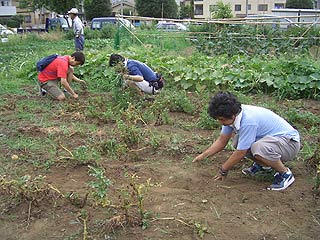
68, 8, 84, 51
193, 92, 300, 191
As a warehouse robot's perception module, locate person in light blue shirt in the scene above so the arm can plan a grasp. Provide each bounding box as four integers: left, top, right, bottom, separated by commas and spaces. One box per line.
109, 54, 164, 96
193, 92, 300, 191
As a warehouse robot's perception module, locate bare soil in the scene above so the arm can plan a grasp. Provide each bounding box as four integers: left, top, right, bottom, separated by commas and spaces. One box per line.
0, 94, 319, 240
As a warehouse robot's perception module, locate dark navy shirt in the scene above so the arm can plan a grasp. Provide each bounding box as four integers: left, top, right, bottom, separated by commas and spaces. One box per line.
127, 59, 157, 82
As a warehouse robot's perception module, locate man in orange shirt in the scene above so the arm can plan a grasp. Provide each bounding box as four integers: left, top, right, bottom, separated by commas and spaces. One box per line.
38, 52, 86, 101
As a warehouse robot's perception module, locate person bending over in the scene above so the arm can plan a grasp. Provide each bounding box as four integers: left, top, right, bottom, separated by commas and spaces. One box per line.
38, 51, 86, 101
109, 54, 164, 97
193, 92, 300, 191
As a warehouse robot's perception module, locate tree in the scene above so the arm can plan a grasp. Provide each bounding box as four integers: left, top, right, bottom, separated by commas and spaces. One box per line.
210, 1, 233, 19
135, 0, 178, 18
84, 0, 112, 20
0, 15, 23, 28
18, 0, 41, 11
179, 4, 192, 19
190, 0, 194, 18
19, 0, 80, 14
286, 0, 314, 9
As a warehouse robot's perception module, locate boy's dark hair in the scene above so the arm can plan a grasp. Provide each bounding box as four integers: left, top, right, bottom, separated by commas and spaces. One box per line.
208, 92, 242, 119
71, 51, 85, 65
109, 54, 125, 67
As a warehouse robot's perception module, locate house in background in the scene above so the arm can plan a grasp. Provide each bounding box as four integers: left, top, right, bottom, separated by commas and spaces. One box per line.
2, 0, 320, 28
0, 0, 54, 28
112, 0, 135, 16
16, 5, 51, 28
192, 0, 288, 19
0, 0, 16, 17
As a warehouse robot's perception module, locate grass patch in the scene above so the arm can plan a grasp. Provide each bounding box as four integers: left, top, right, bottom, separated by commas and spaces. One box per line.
0, 31, 319, 239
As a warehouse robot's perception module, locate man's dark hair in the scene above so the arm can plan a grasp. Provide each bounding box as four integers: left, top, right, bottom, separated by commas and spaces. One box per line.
208, 92, 242, 119
71, 51, 85, 65
109, 54, 125, 67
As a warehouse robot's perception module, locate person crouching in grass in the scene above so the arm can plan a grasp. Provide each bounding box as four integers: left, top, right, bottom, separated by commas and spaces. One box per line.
109, 54, 164, 97
193, 91, 300, 191
38, 52, 86, 101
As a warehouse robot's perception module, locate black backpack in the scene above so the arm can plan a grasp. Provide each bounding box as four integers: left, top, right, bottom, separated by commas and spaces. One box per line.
36, 54, 59, 72
149, 73, 165, 94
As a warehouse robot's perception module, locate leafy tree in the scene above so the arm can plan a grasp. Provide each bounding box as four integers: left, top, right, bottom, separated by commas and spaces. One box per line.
210, 1, 232, 19
286, 0, 314, 9
135, 0, 178, 18
19, 0, 80, 14
84, 0, 112, 20
190, 0, 194, 18
18, 0, 40, 11
179, 4, 192, 19
0, 15, 23, 28
123, 8, 133, 16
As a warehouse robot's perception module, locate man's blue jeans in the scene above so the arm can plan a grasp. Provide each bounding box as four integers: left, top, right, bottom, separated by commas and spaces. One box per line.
75, 35, 84, 51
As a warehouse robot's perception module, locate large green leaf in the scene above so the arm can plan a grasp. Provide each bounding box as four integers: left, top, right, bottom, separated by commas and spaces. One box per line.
297, 76, 311, 84
181, 81, 193, 90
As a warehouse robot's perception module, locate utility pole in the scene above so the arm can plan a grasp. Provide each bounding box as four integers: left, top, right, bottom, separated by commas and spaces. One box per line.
161, 2, 164, 19
121, 0, 123, 15
246, 0, 248, 17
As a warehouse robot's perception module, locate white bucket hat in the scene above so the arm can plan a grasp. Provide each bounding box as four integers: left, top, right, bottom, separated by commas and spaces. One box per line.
68, 8, 78, 14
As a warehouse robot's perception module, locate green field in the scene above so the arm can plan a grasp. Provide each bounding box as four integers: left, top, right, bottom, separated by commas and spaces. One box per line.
0, 29, 319, 239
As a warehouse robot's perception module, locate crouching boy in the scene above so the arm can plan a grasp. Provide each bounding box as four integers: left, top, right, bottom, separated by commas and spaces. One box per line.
38, 51, 86, 101
193, 92, 300, 191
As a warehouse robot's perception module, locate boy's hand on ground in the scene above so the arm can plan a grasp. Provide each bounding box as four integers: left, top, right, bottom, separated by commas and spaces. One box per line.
192, 155, 204, 163
72, 93, 79, 99
213, 174, 225, 181
79, 80, 87, 90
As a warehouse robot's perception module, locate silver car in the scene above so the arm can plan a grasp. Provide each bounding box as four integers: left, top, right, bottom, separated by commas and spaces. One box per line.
156, 22, 187, 31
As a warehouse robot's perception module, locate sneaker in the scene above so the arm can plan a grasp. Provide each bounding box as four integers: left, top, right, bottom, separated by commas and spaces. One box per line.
63, 89, 71, 96
143, 97, 155, 102
40, 88, 47, 96
267, 168, 295, 191
242, 163, 272, 176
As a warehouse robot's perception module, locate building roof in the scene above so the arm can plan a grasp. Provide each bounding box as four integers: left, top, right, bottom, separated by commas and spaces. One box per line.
112, 1, 135, 8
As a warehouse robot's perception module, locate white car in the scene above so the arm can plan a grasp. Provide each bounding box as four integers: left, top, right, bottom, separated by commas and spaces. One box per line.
156, 22, 187, 31
245, 15, 299, 29
0, 24, 14, 36
91, 17, 135, 30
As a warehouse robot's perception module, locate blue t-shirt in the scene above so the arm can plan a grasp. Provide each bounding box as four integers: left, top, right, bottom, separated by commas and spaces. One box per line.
221, 105, 300, 150
127, 59, 157, 82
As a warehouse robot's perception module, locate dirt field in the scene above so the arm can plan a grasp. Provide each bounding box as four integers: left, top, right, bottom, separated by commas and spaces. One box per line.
0, 93, 319, 240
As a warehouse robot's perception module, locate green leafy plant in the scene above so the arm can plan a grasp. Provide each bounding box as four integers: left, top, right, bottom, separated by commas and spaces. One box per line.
116, 119, 144, 147
124, 174, 160, 225
144, 97, 170, 125
194, 221, 209, 239
164, 91, 195, 114
73, 145, 101, 165
88, 166, 112, 207
196, 106, 219, 130
210, 1, 233, 19
100, 138, 128, 158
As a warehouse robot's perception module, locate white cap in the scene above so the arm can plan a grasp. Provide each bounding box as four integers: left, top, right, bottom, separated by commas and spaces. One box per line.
68, 8, 78, 14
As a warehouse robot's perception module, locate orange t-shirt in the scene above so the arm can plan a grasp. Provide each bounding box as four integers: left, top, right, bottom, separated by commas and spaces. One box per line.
38, 56, 69, 83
